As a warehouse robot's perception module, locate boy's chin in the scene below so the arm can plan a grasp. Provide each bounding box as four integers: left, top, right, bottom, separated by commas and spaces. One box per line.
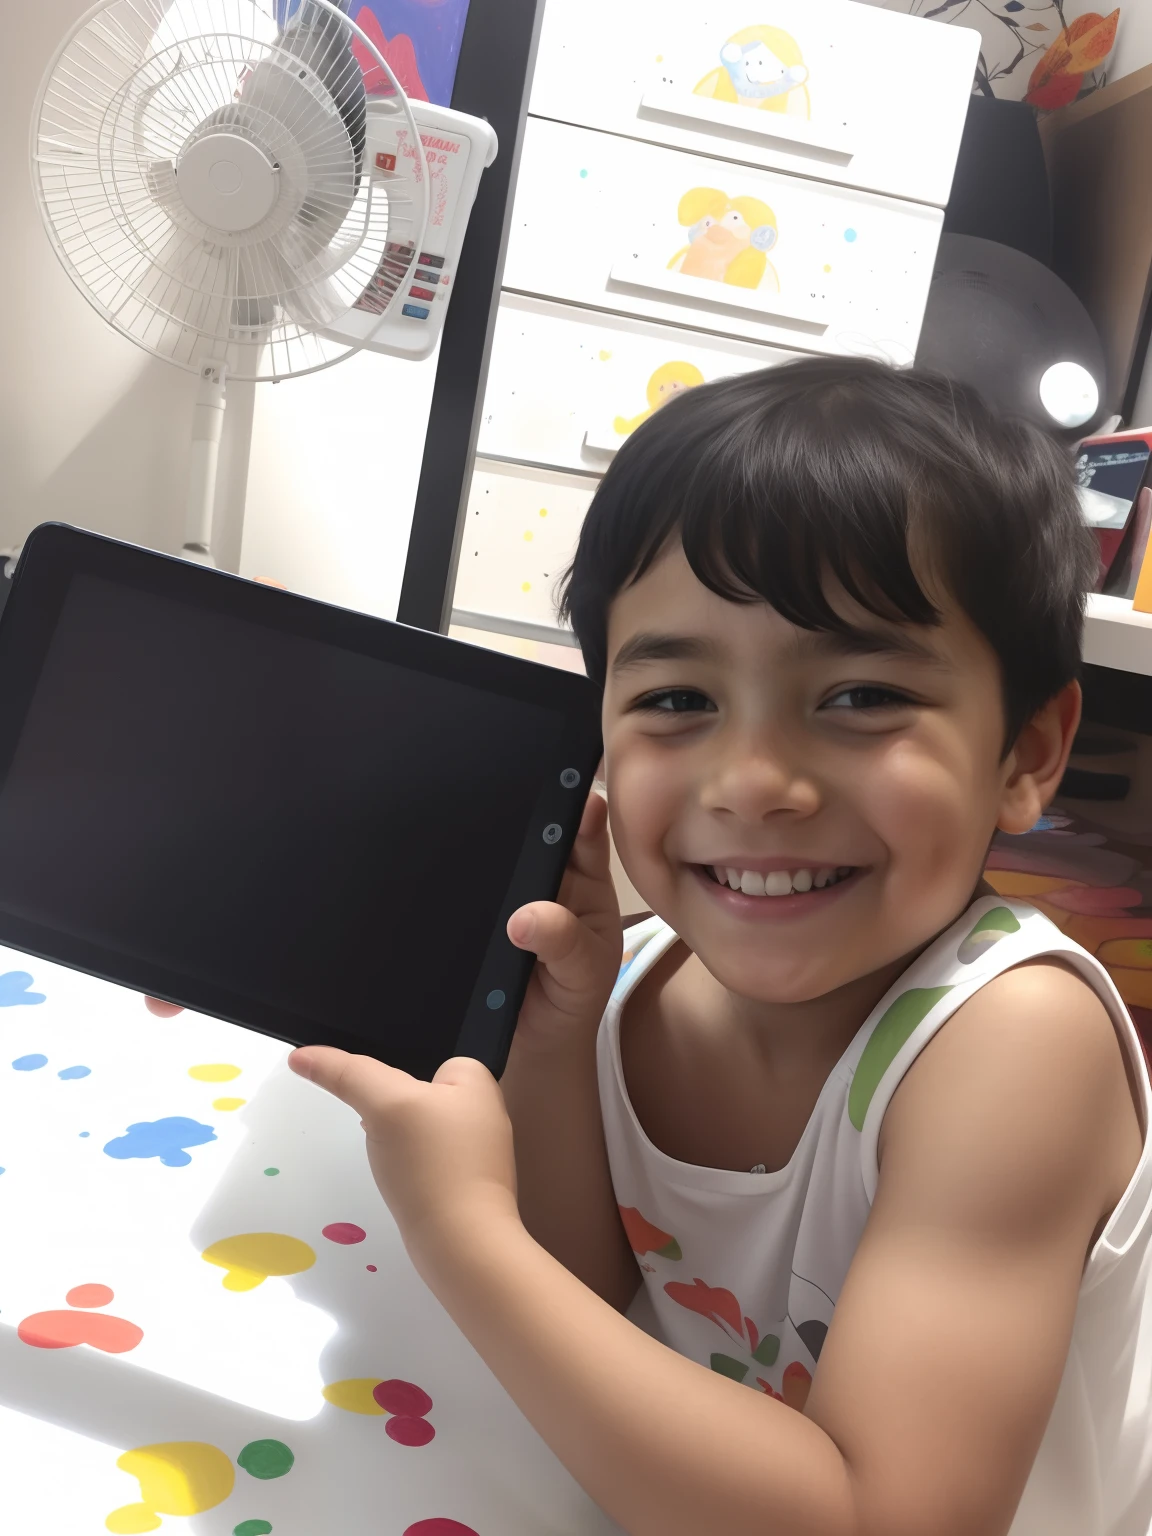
699, 950, 861, 1007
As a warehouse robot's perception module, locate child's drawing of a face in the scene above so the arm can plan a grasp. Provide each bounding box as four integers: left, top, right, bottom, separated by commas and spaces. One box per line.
693, 207, 753, 258
721, 39, 807, 101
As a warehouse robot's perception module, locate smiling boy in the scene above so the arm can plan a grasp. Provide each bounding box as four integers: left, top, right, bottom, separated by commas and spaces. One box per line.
291, 358, 1152, 1536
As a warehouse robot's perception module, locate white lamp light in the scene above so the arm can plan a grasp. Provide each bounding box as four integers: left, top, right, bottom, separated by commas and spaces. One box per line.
1038, 361, 1100, 429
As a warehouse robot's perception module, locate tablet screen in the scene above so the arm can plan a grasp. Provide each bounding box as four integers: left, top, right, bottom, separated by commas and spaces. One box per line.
0, 571, 567, 1073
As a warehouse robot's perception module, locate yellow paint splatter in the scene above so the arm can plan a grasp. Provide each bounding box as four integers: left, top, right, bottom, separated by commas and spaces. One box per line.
201, 1233, 316, 1291
538, 507, 548, 517
599, 350, 612, 361
323, 1378, 386, 1415
523, 531, 533, 541
212, 1097, 246, 1112
105, 1442, 234, 1532
521, 582, 531, 592
823, 263, 832, 273
188, 1064, 241, 1083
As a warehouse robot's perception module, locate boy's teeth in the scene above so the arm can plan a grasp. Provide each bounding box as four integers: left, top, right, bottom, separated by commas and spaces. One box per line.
713, 866, 850, 897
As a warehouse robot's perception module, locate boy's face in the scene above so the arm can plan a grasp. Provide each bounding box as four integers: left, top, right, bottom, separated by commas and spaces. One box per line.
602, 545, 1034, 1004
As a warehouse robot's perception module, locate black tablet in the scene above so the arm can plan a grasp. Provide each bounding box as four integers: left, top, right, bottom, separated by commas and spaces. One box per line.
0, 524, 602, 1078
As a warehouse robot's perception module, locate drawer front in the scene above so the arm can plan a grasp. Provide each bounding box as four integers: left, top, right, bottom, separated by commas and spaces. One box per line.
478, 295, 804, 474
452, 460, 597, 642
530, 0, 978, 207
504, 119, 942, 362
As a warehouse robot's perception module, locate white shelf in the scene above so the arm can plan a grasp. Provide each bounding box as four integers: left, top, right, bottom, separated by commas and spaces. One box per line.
1084, 593, 1152, 677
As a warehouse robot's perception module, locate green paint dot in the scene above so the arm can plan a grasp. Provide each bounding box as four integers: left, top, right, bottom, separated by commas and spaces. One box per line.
263, 1167, 279, 1176
848, 986, 953, 1130
234, 1523, 273, 1536
237, 1440, 294, 1480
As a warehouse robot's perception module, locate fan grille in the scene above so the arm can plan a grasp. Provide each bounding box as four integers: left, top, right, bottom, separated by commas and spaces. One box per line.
32, 0, 428, 381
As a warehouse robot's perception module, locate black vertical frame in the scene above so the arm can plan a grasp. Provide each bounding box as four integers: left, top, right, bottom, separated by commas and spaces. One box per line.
395, 0, 545, 632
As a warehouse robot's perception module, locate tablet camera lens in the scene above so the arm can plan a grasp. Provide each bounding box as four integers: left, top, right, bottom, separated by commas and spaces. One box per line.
542, 823, 563, 845
486, 989, 506, 1010
560, 768, 580, 788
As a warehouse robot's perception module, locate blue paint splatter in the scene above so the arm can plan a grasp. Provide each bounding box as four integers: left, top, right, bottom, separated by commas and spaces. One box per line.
103, 1116, 217, 1168
579, 168, 588, 178
0, 973, 45, 1007
58, 1065, 91, 1080
79, 1132, 90, 1138
12, 1054, 48, 1072
843, 228, 857, 243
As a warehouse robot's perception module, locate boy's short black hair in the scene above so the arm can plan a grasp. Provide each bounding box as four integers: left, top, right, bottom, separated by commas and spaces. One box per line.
559, 356, 1098, 746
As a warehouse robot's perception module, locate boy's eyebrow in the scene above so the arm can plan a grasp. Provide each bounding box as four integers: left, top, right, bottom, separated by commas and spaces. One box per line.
610, 633, 717, 673
610, 626, 948, 675
791, 627, 948, 666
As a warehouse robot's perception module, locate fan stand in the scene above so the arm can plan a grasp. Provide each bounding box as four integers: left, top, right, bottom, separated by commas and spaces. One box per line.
183, 360, 229, 566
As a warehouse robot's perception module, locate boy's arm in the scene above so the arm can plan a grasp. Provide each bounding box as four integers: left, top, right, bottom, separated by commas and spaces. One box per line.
297, 955, 1140, 1536
499, 792, 640, 1312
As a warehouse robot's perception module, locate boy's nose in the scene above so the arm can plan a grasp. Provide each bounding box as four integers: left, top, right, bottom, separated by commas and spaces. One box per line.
700, 743, 821, 823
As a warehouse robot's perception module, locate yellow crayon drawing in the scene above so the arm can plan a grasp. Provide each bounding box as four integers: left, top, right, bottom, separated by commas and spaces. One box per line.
668, 188, 780, 292
694, 25, 810, 119
614, 362, 705, 436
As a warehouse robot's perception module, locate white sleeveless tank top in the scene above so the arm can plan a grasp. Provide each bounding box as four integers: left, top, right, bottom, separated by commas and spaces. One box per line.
597, 896, 1152, 1535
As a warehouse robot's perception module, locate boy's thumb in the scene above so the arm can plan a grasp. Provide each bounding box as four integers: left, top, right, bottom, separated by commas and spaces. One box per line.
288, 1045, 403, 1113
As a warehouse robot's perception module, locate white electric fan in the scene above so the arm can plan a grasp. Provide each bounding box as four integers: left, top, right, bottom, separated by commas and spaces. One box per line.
30, 0, 491, 566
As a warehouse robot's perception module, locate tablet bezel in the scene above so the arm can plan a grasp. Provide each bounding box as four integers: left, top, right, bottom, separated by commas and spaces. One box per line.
0, 523, 603, 1077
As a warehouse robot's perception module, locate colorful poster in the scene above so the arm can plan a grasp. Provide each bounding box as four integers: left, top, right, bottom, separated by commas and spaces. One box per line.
350, 0, 472, 105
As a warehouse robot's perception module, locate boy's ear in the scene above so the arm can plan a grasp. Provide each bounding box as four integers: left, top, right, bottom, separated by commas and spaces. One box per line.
997, 680, 1082, 835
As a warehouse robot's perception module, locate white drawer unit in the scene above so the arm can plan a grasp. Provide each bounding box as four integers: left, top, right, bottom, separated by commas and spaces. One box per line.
478, 294, 804, 474
452, 459, 597, 643
503, 119, 942, 362
529, 0, 978, 207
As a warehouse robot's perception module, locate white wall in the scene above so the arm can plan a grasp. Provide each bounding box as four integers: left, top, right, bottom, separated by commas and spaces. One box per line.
1, 0, 251, 570
237, 338, 439, 615
1112, 5, 1152, 82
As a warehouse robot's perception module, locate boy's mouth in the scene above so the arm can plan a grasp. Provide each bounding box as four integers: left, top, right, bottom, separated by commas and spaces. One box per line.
700, 864, 857, 897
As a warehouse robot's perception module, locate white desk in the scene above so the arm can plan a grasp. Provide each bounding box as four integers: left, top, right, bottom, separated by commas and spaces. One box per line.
1084, 593, 1152, 677
0, 948, 619, 1536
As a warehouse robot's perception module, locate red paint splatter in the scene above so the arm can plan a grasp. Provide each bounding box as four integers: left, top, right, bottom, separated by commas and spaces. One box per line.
322, 1222, 366, 1245
404, 1522, 478, 1536
366, 1264, 377, 1272
66, 1283, 114, 1308
387, 1415, 436, 1446
18, 1309, 143, 1352
372, 1379, 433, 1416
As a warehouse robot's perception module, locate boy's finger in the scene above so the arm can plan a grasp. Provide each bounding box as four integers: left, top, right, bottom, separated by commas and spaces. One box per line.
145, 997, 183, 1017
433, 1055, 498, 1091
567, 792, 611, 880
507, 901, 612, 1007
288, 1045, 413, 1115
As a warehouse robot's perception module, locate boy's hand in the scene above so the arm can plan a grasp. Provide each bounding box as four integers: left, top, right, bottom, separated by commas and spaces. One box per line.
288, 1047, 518, 1260
503, 790, 624, 1060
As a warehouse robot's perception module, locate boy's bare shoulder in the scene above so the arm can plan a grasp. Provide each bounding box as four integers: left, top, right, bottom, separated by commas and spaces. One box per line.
877, 956, 1142, 1236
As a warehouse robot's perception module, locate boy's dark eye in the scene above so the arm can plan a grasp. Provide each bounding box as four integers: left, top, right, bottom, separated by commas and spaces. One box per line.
632, 688, 716, 715
821, 685, 914, 712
